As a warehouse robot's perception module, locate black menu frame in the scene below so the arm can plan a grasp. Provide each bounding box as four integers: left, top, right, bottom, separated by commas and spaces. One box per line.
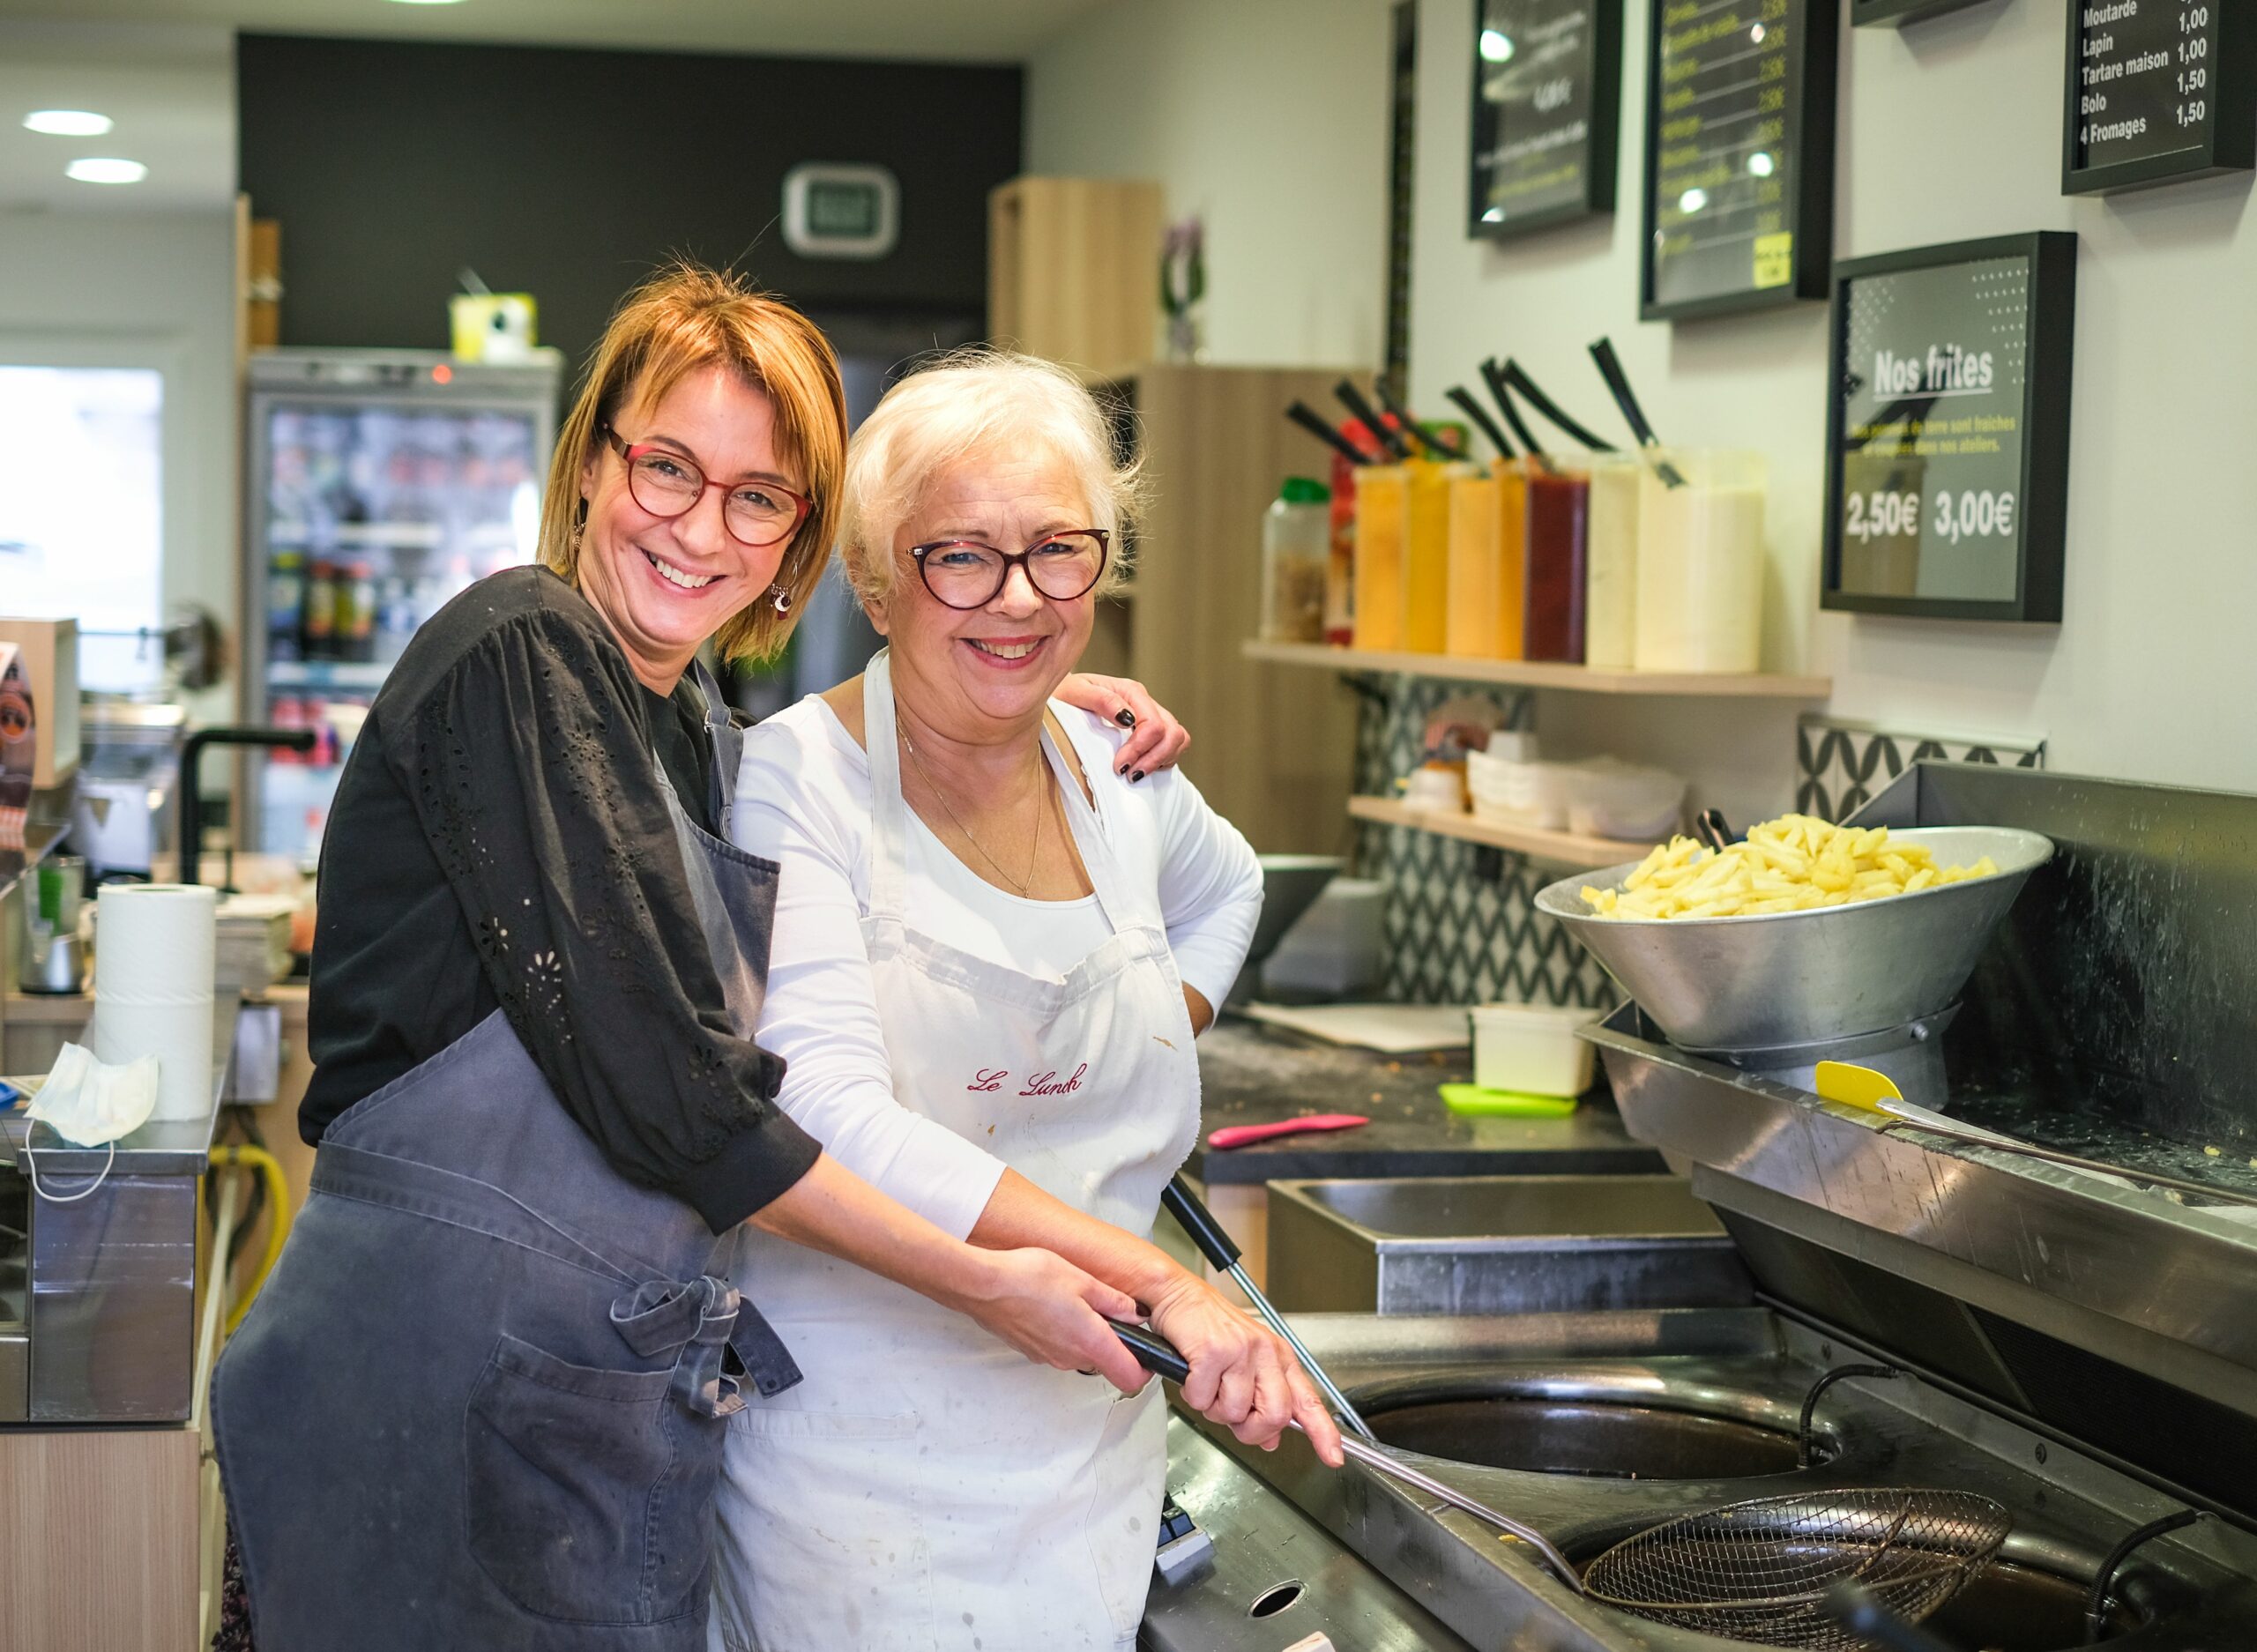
2062, 0, 2256, 196
1821, 233, 2077, 624
1638, 0, 1838, 322
1466, 0, 1625, 239
1851, 0, 1989, 26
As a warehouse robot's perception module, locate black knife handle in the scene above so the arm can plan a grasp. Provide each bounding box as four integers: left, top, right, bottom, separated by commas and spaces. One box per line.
1114, 1321, 1192, 1385
1162, 1174, 1242, 1270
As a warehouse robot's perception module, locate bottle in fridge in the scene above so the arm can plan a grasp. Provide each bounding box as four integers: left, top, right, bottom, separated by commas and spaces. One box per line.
243, 348, 561, 862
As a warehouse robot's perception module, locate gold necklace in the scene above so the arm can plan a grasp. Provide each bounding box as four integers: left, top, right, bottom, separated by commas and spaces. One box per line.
900, 723, 1047, 897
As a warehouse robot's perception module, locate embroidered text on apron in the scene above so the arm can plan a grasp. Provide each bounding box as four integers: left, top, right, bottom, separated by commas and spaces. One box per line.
212, 662, 800, 1652
708, 651, 1203, 1652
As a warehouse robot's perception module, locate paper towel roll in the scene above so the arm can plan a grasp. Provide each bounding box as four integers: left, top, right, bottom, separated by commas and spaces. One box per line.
93, 883, 217, 1121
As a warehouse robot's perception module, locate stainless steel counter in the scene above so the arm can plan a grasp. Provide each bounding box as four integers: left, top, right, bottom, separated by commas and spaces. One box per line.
0, 993, 232, 1422
1189, 1019, 1663, 1185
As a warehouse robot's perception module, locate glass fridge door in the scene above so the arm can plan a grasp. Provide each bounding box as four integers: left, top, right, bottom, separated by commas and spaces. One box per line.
253, 389, 545, 864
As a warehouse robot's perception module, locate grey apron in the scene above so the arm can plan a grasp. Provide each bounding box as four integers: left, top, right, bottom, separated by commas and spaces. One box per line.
212, 662, 801, 1651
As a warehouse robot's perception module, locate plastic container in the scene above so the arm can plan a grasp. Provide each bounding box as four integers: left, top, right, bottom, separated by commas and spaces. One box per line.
1584, 454, 1641, 671
1493, 459, 1529, 659
1444, 466, 1501, 659
1261, 477, 1331, 643
1400, 762, 1466, 814
1400, 459, 1454, 653
1635, 449, 1765, 673
1469, 756, 1575, 830
1523, 465, 1590, 662
1471, 1001, 1602, 1097
1351, 465, 1408, 651
1563, 758, 1686, 842
1323, 450, 1359, 644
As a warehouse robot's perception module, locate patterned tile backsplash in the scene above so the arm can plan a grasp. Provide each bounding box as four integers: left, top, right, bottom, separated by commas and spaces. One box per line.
1352, 680, 2045, 1008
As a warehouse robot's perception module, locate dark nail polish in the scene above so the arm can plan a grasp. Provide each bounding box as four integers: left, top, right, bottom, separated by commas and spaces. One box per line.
1131, 770, 1146, 784
1115, 708, 1137, 726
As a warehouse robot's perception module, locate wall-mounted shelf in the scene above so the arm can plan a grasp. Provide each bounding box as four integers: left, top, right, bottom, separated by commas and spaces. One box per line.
1245, 639, 1830, 700
1348, 795, 1652, 870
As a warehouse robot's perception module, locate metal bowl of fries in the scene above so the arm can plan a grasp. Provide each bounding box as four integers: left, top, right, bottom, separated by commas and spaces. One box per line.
1533, 822, 2054, 1052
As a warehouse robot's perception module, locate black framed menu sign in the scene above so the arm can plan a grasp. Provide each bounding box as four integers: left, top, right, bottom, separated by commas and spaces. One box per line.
1640, 0, 1839, 321
1468, 0, 1624, 237
2064, 0, 2255, 195
1822, 233, 2077, 623
1850, 0, 1987, 26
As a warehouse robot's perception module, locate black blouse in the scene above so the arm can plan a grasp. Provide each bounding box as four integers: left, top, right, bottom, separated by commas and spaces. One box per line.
300, 566, 819, 1232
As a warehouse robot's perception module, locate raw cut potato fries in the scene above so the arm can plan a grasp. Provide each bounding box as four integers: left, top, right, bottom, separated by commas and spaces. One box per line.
1580, 814, 2001, 920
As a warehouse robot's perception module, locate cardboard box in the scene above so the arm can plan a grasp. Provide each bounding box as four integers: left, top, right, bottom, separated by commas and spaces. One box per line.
0, 618, 79, 787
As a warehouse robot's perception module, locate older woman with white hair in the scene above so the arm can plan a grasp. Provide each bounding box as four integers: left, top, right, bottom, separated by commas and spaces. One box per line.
707, 352, 1343, 1652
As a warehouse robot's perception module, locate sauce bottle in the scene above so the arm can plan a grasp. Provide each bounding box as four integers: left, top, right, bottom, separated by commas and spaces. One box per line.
1584, 454, 1642, 671
1522, 465, 1590, 663
1352, 465, 1409, 651
1444, 466, 1500, 659
1398, 459, 1453, 653
1493, 459, 1529, 659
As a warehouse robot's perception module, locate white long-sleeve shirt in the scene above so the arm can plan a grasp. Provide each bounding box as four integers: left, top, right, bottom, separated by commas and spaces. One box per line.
733, 695, 1263, 1239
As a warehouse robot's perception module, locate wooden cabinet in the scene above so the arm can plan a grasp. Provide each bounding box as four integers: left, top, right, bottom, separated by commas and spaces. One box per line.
987, 176, 1162, 382
1103, 364, 1363, 854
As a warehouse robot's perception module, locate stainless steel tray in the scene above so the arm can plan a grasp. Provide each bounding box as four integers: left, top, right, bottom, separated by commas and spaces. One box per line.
1264, 1175, 1749, 1317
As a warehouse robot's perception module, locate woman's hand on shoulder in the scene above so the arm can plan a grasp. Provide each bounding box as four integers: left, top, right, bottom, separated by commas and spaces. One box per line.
1054, 674, 1192, 780
1143, 1275, 1345, 1467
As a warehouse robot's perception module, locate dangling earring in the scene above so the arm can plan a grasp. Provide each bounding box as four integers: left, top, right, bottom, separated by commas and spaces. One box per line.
770, 583, 793, 614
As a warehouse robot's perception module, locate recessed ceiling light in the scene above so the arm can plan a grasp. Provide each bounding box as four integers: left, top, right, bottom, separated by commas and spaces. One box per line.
66, 158, 147, 185
24, 109, 114, 137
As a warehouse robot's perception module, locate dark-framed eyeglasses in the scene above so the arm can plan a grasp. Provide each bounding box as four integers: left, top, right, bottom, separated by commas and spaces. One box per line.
908, 530, 1111, 610
601, 426, 811, 549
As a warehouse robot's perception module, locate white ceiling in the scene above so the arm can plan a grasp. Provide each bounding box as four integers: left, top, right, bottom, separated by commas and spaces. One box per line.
0, 0, 1114, 62
0, 2, 1111, 215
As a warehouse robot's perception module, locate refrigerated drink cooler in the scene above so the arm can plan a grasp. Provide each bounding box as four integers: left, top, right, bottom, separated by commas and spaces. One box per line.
242, 348, 562, 863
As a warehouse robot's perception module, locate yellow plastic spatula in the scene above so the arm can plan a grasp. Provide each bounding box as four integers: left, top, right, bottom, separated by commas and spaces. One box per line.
1811, 1061, 2257, 1207
1812, 1060, 1907, 1112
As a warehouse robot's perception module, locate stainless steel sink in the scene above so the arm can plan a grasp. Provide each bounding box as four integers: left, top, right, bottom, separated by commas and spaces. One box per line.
1264, 1175, 1752, 1316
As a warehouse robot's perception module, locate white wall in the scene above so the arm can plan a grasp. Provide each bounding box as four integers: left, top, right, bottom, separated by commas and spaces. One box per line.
1030, 0, 2257, 807
0, 210, 243, 725
1025, 0, 1393, 368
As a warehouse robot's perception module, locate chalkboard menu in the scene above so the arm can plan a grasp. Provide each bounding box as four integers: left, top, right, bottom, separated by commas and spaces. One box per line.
1850, 0, 1987, 25
2064, 0, 2255, 195
1640, 0, 1838, 320
1467, 0, 1623, 237
1821, 234, 2077, 623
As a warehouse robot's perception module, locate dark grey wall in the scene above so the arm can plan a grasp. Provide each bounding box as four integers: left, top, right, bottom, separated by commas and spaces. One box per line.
236, 33, 1018, 370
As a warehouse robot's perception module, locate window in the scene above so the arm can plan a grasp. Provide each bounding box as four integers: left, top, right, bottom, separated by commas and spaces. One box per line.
0, 364, 165, 691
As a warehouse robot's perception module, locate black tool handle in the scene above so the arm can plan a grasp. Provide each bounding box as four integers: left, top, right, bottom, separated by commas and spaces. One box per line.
1371, 376, 1464, 460
1587, 337, 1659, 449
1479, 358, 1555, 473
1332, 379, 1410, 460
1286, 401, 1374, 466
1162, 1173, 1242, 1270
1501, 359, 1617, 452
1114, 1321, 1192, 1385
1443, 386, 1515, 460
1695, 807, 1736, 854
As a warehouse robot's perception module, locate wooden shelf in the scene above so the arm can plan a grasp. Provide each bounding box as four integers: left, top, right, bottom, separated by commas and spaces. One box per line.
1245, 639, 1830, 699
1348, 795, 1653, 870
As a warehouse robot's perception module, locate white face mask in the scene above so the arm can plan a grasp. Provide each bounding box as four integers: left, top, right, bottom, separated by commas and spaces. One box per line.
22, 1042, 160, 1202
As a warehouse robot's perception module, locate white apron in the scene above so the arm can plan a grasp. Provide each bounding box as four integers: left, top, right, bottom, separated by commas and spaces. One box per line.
709, 651, 1202, 1652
